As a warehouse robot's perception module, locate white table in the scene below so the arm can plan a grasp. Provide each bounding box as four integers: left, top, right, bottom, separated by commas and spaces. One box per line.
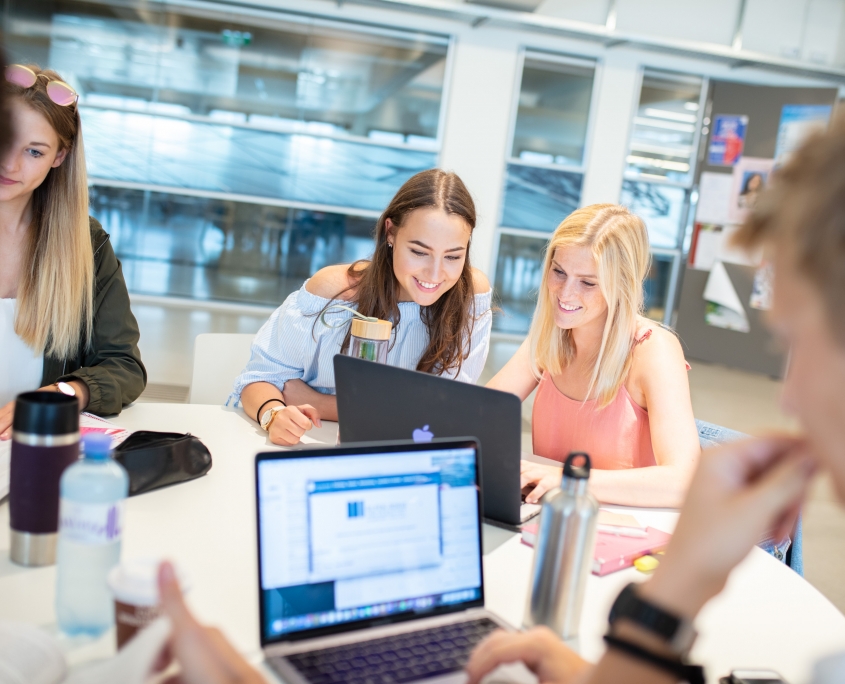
2, 403, 845, 683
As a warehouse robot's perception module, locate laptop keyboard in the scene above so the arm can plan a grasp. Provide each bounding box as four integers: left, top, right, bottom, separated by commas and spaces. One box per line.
279, 617, 499, 683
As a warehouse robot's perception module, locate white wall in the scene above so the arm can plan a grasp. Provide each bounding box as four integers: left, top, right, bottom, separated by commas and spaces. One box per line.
579, 50, 641, 208
533, 0, 845, 67
614, 0, 740, 46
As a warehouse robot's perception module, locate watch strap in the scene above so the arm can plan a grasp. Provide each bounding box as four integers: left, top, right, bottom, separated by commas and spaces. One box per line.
603, 634, 705, 684
262, 405, 286, 431
609, 583, 696, 655
256, 397, 285, 424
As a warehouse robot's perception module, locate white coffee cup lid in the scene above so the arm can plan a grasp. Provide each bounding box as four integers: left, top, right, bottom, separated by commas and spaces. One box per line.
108, 558, 189, 606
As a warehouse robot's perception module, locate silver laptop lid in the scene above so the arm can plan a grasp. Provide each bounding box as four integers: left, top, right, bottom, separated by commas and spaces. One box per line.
255, 439, 485, 647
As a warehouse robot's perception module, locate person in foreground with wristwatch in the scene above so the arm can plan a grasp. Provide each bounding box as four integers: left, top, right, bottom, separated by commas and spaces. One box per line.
0, 64, 146, 439
465, 115, 845, 684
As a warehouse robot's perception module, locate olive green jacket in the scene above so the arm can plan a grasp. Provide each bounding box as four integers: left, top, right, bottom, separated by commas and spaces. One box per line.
40, 218, 147, 415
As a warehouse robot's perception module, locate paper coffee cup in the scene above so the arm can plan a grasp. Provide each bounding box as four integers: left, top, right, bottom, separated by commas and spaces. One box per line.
107, 558, 187, 649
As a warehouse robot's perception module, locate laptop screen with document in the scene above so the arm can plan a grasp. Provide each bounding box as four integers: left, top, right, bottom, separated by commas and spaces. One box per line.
255, 441, 484, 645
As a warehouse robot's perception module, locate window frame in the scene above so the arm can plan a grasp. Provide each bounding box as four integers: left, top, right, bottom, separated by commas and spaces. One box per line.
621, 67, 710, 326
505, 48, 601, 176
490, 48, 601, 336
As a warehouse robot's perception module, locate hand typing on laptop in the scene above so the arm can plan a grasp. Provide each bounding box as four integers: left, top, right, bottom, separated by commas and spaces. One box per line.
520, 460, 562, 505
465, 626, 590, 684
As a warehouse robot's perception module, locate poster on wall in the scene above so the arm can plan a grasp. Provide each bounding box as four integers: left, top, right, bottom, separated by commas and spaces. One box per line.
728, 157, 775, 224
689, 223, 762, 271
688, 223, 723, 271
703, 261, 750, 333
708, 114, 748, 166
696, 172, 733, 225
750, 262, 774, 311
775, 104, 832, 163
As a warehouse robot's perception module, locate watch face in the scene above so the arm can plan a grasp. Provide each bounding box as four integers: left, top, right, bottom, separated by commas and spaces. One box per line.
57, 381, 76, 397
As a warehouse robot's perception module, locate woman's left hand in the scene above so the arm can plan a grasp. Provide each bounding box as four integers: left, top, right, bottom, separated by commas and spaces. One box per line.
521, 460, 563, 504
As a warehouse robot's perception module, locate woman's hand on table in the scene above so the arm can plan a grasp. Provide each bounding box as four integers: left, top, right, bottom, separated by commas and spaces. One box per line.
268, 405, 322, 446
640, 435, 815, 621
521, 460, 563, 504
158, 561, 266, 684
0, 400, 13, 440
465, 627, 592, 684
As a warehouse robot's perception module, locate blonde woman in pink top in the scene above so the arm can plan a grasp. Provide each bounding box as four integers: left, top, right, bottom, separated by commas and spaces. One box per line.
488, 204, 700, 508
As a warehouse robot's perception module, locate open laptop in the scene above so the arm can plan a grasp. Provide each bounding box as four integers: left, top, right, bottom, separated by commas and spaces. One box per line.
255, 439, 535, 684
334, 355, 540, 529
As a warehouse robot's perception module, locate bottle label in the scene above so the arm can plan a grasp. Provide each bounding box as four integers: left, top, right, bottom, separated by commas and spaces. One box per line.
59, 499, 124, 545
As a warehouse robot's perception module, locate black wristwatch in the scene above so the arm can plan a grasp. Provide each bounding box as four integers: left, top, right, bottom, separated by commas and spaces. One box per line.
608, 583, 697, 657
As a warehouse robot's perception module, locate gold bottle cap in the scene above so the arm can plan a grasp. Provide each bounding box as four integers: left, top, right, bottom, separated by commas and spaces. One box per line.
350, 317, 392, 341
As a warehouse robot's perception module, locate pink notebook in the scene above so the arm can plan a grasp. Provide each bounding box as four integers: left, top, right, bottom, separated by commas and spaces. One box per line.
521, 523, 672, 577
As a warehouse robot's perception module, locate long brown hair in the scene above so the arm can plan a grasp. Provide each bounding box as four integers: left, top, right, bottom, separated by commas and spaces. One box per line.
4, 65, 93, 358
335, 169, 478, 375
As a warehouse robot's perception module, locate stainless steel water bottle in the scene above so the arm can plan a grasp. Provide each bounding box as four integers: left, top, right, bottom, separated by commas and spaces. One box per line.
524, 452, 598, 639
9, 391, 80, 566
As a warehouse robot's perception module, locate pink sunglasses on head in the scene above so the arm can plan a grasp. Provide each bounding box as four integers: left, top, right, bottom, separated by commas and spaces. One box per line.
5, 64, 79, 107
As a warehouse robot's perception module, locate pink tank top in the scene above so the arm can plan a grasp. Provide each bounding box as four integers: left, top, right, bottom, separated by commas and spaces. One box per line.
531, 330, 662, 470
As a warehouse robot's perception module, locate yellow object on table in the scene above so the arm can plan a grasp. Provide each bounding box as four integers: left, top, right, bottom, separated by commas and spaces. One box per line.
634, 554, 661, 573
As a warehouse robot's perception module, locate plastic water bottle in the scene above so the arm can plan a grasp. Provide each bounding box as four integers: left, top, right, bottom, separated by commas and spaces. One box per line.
56, 433, 129, 636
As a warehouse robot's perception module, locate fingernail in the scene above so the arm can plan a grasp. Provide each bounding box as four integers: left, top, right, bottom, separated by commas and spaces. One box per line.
159, 561, 175, 584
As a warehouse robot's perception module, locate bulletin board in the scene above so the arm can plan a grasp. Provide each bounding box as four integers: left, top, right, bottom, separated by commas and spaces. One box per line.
674, 81, 837, 378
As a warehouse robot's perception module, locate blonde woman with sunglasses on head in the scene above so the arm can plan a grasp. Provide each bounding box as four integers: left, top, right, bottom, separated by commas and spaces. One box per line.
488, 204, 700, 508
0, 65, 146, 439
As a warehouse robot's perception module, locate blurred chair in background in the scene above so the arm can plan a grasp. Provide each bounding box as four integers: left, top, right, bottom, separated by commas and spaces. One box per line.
189, 333, 255, 405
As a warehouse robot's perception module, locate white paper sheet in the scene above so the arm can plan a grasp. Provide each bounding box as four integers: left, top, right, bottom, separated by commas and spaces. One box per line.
691, 224, 723, 271
750, 263, 774, 311
79, 413, 131, 447
703, 261, 750, 333
696, 172, 733, 225
0, 621, 67, 684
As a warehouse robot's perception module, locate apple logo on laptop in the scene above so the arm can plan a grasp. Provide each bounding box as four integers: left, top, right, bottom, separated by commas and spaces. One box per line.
412, 425, 434, 443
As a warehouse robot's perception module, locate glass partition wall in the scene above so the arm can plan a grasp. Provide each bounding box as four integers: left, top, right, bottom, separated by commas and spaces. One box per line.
493, 52, 597, 334
5, 0, 448, 306
621, 70, 707, 324
492, 60, 705, 334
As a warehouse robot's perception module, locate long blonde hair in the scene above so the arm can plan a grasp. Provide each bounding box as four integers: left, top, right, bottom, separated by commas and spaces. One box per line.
5, 66, 93, 359
529, 204, 650, 408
